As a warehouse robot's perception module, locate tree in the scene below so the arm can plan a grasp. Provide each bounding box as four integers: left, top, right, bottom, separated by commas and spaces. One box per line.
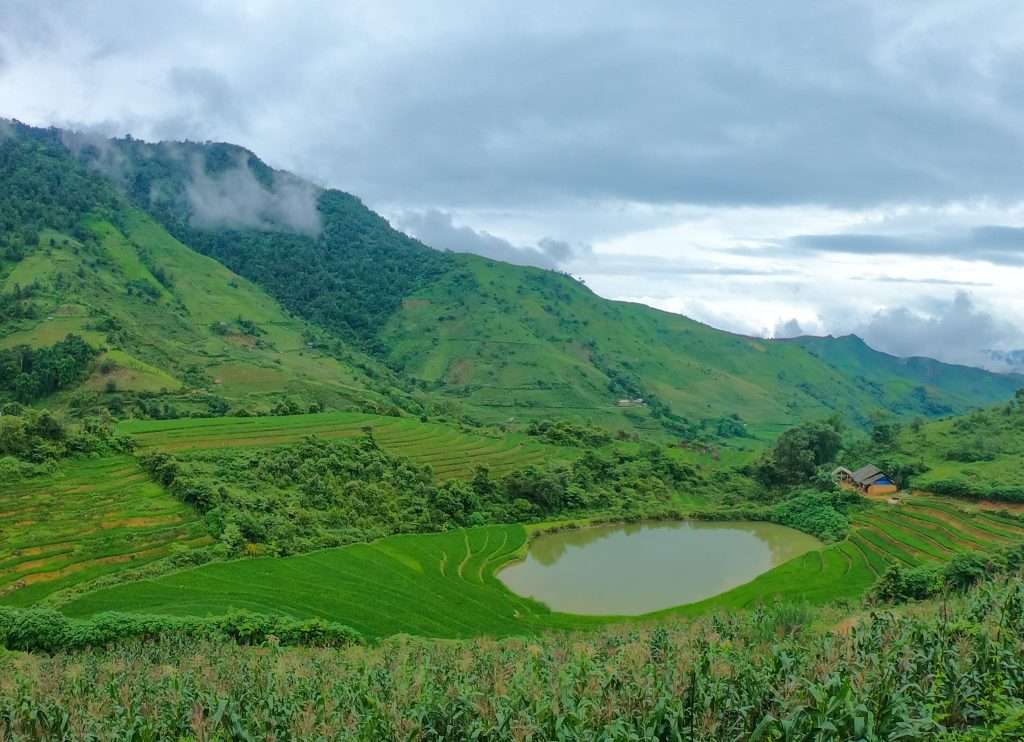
754, 420, 843, 487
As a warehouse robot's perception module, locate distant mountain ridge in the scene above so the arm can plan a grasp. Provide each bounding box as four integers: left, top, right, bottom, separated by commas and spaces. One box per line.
2, 119, 1021, 437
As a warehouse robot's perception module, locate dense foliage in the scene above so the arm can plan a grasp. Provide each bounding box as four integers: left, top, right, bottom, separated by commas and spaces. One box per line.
0, 335, 97, 403
526, 418, 614, 446
0, 121, 118, 258
0, 406, 133, 472
872, 542, 1024, 603
768, 488, 862, 543
139, 436, 707, 555
71, 136, 455, 349
750, 418, 844, 488
0, 607, 360, 653
6, 576, 1024, 739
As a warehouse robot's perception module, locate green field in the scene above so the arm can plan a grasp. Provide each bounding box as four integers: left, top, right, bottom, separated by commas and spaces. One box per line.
874, 405, 1024, 502
61, 497, 1024, 638
121, 411, 575, 480
0, 457, 212, 607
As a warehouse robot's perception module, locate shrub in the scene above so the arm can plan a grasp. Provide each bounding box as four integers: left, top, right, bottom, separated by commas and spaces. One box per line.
0, 607, 362, 652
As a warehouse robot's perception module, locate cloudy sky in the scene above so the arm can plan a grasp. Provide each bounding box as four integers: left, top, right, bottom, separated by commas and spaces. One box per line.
3, 1, 1024, 370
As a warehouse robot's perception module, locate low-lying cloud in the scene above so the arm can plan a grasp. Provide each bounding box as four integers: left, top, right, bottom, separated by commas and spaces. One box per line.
397, 209, 587, 269
185, 155, 322, 236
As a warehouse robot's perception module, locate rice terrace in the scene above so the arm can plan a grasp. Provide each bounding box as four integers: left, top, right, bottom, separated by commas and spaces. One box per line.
54, 495, 1024, 638
8, 12, 1024, 735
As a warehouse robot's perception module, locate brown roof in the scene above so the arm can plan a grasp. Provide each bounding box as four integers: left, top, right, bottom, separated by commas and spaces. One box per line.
851, 464, 886, 486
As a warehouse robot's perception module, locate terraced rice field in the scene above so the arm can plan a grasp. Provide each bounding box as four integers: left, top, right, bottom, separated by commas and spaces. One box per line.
121, 412, 572, 480
60, 497, 1024, 639
62, 525, 580, 638
0, 457, 212, 607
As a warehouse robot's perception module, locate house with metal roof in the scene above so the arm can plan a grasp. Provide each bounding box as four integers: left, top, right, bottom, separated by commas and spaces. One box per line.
833, 464, 898, 496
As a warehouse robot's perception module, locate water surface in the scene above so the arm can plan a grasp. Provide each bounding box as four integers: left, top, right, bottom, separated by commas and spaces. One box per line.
499, 520, 820, 615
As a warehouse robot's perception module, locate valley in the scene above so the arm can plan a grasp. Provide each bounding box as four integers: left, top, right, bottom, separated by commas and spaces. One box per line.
3, 119, 1024, 739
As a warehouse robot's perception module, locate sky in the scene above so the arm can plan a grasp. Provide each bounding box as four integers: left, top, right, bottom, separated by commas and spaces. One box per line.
2, 1, 1024, 370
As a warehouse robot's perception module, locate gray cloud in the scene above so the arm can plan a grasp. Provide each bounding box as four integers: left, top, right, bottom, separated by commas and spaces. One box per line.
850, 292, 1024, 369
396, 209, 586, 269
7, 2, 1024, 211
783, 228, 1024, 266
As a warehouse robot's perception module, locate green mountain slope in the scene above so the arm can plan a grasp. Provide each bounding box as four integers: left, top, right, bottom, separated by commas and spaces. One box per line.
0, 123, 403, 414
871, 396, 1024, 502
5, 121, 1021, 434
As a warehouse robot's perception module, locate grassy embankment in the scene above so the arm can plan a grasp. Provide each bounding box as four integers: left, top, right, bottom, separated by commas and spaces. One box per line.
60, 496, 1024, 639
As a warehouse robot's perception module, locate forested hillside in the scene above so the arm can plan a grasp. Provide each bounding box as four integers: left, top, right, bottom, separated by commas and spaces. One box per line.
3, 120, 1022, 437
0, 123, 419, 417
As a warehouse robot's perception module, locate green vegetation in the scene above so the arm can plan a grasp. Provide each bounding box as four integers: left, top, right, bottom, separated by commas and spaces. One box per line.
57, 497, 1024, 639
379, 255, 1023, 434
136, 432, 712, 555
872, 541, 1024, 603
9, 574, 1024, 739
0, 606, 360, 653
855, 395, 1024, 502
5, 122, 1017, 436
0, 334, 96, 403
0, 456, 212, 607
0, 406, 133, 468
6, 120, 1024, 736
121, 410, 569, 480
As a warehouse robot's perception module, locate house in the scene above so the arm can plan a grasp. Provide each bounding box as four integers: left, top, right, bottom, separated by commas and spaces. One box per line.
832, 464, 898, 496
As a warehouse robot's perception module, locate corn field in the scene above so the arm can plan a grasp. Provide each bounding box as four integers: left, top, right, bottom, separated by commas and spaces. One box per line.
3, 579, 1024, 740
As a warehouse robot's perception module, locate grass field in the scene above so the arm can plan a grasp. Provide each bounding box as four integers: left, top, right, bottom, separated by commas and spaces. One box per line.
878, 406, 1024, 502
0, 457, 212, 607
61, 496, 1024, 639
121, 411, 575, 480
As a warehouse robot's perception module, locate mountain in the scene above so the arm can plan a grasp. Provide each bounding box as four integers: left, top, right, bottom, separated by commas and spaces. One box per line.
3, 120, 1022, 435
0, 123, 418, 418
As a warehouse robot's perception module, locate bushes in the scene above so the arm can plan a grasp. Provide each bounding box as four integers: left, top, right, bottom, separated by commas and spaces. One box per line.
767, 488, 862, 542
0, 607, 362, 652
0, 407, 133, 465
0, 334, 97, 403
138, 435, 709, 555
871, 543, 1024, 603
927, 479, 1024, 504
526, 419, 612, 447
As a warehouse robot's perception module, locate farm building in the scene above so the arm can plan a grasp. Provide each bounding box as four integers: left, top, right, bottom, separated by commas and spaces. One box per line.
832, 464, 898, 496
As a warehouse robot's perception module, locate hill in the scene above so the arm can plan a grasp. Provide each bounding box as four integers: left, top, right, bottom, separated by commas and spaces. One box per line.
71, 125, 1023, 437
60, 497, 1024, 638
0, 123, 419, 417
868, 394, 1024, 503
3, 120, 1022, 438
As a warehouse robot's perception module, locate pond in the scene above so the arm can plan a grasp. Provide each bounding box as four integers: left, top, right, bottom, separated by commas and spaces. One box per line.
498, 520, 821, 615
